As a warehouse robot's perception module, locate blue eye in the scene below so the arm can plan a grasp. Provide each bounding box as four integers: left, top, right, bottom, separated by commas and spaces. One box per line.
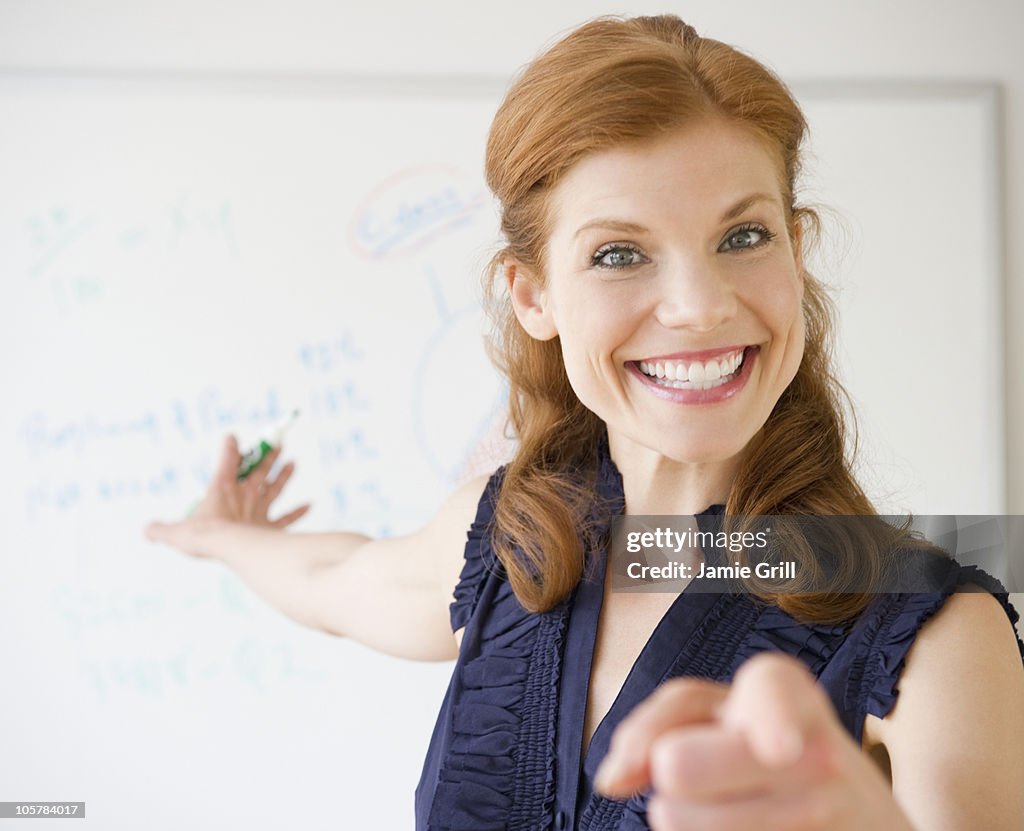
591, 243, 647, 270
720, 223, 776, 252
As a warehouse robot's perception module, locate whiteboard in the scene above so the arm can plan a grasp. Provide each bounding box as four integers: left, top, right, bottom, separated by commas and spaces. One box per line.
0, 74, 1006, 830
792, 82, 1004, 516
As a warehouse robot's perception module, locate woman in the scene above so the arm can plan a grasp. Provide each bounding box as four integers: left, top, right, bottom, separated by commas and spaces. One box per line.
146, 14, 1024, 830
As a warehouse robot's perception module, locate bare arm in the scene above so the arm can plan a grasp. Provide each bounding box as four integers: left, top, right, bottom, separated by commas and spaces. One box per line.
307, 472, 491, 661
145, 434, 492, 663
877, 588, 1024, 829
592, 591, 1024, 830
153, 521, 372, 632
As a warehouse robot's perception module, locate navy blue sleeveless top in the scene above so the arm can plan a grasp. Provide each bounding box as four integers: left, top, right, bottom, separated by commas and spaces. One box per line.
415, 438, 1024, 830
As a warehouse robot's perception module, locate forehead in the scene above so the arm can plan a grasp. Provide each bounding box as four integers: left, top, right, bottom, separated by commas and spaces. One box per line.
549, 121, 784, 231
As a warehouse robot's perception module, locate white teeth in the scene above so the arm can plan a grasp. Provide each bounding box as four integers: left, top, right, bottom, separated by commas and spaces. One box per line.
656, 374, 734, 390
635, 348, 748, 389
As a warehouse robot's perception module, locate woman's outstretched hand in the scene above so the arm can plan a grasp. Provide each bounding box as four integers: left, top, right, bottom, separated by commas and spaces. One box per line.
144, 434, 311, 559
594, 652, 915, 831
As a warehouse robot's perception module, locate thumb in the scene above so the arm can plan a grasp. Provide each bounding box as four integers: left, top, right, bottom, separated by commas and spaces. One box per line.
144, 519, 215, 559
145, 521, 172, 543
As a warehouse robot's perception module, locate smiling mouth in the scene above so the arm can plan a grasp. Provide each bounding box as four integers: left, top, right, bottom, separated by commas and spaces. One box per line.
628, 346, 754, 391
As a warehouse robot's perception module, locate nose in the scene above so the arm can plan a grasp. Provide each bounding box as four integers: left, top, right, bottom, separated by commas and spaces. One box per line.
653, 258, 736, 332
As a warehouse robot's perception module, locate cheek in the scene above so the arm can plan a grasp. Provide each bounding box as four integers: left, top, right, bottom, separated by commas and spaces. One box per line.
772, 283, 806, 381
756, 272, 804, 340
741, 272, 805, 380
553, 296, 635, 396
553, 287, 633, 356
787, 314, 807, 376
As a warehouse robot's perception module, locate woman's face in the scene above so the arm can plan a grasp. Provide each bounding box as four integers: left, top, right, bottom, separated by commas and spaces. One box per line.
510, 119, 805, 467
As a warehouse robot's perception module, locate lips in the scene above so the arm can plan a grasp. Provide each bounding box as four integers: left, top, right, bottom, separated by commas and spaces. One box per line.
627, 345, 760, 405
636, 344, 753, 363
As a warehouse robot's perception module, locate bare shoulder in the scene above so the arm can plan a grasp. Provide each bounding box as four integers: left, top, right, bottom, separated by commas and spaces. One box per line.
882, 586, 1024, 737
895, 585, 1022, 694
874, 584, 1024, 828
429, 471, 495, 540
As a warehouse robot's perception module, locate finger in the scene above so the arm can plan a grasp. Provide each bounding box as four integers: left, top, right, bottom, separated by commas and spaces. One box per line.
262, 461, 294, 501
648, 719, 837, 801
647, 785, 831, 831
719, 652, 837, 769
213, 435, 241, 487
272, 503, 311, 528
145, 518, 218, 559
594, 678, 729, 798
257, 446, 283, 477
245, 446, 283, 491
145, 521, 169, 543
649, 723, 754, 800
145, 520, 189, 549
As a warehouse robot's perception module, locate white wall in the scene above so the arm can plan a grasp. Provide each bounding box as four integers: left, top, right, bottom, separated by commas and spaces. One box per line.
5, 2, 1020, 586
3, 0, 1021, 506
1, 2, 1020, 827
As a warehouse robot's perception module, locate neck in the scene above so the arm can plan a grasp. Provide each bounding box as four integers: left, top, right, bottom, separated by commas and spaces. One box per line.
606, 429, 741, 516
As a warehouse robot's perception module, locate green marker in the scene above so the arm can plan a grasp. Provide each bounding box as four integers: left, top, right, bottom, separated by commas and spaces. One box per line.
236, 409, 301, 480
187, 409, 300, 516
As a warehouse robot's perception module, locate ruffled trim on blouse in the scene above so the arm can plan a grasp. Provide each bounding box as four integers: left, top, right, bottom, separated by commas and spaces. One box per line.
433, 457, 580, 830
427, 429, 1024, 831
449, 465, 508, 634
430, 607, 569, 830
730, 603, 851, 676
449, 435, 620, 634
847, 558, 1024, 728
430, 437, 629, 830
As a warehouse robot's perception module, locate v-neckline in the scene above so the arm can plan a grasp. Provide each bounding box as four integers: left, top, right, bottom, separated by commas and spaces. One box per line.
552, 435, 729, 826
574, 524, 722, 771
579, 552, 691, 764
575, 437, 727, 766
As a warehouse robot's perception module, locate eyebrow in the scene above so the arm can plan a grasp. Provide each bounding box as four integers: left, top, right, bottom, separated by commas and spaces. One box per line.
572, 192, 778, 240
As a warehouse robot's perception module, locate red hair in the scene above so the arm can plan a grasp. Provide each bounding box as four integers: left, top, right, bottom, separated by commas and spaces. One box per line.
480, 14, 943, 623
